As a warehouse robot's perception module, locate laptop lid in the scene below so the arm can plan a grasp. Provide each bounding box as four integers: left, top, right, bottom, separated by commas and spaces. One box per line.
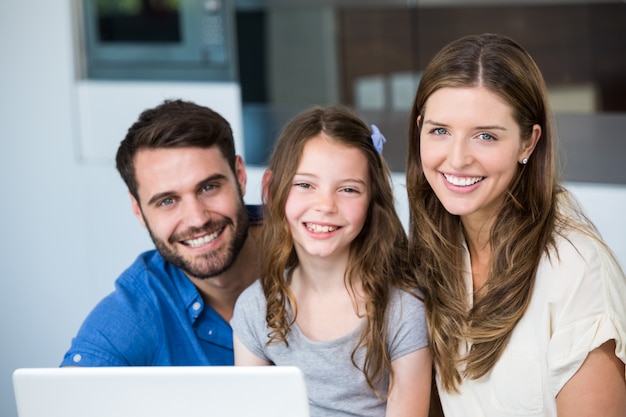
13, 366, 310, 417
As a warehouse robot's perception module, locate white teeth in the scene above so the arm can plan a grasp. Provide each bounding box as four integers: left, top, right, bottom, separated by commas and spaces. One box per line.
443, 173, 484, 186
184, 230, 221, 248
306, 223, 337, 233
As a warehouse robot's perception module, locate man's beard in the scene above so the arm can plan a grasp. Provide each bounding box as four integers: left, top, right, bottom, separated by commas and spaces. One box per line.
146, 201, 249, 280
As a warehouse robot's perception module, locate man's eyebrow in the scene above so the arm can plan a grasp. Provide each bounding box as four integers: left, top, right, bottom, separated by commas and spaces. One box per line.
146, 173, 229, 206
196, 173, 229, 188
147, 191, 175, 207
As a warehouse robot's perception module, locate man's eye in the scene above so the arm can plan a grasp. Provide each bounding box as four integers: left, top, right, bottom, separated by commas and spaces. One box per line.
158, 198, 174, 207
202, 184, 216, 192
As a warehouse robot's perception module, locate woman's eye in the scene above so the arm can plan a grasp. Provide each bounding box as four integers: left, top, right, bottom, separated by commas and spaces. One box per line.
478, 132, 496, 141
431, 127, 448, 135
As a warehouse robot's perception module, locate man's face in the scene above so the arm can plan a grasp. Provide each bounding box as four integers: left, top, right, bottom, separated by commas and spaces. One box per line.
131, 147, 249, 280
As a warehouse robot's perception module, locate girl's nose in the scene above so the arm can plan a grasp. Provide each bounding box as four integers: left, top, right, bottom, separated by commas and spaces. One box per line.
314, 189, 337, 213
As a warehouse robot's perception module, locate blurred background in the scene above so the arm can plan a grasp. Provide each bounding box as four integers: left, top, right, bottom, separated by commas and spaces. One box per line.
235, 0, 626, 172
1, 1, 625, 416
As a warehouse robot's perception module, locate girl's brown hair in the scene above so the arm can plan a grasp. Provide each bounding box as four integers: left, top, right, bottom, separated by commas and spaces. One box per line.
263, 106, 416, 394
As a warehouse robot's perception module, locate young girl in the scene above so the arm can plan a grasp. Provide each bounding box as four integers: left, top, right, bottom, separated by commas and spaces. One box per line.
231, 106, 431, 417
407, 33, 626, 416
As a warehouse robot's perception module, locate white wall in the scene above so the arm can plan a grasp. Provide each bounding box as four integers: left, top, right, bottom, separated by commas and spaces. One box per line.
1, 2, 625, 417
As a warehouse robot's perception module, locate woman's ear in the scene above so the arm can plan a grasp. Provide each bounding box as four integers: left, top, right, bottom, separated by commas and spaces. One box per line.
521, 124, 542, 163
261, 169, 272, 203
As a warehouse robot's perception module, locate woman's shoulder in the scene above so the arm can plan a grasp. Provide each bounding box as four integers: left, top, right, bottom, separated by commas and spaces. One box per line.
551, 227, 619, 271
540, 227, 626, 304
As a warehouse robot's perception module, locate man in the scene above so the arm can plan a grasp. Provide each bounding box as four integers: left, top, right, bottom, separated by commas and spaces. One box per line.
61, 99, 261, 366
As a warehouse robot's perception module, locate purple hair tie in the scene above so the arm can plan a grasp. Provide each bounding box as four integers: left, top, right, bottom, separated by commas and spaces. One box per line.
370, 124, 386, 155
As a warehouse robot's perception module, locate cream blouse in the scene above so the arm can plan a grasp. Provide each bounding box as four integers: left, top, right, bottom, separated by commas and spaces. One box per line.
438, 230, 626, 417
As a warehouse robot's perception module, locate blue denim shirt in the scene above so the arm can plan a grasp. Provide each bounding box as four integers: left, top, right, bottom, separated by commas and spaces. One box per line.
61, 205, 262, 367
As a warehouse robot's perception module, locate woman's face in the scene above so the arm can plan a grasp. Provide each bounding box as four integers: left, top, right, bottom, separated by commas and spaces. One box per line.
419, 86, 539, 227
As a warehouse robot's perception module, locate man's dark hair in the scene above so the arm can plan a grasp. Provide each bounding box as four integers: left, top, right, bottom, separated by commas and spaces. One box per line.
116, 99, 236, 201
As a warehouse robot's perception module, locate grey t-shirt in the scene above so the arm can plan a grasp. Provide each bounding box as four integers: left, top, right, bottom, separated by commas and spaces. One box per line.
231, 279, 429, 417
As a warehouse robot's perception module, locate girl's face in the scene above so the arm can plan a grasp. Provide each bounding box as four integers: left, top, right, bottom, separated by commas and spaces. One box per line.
419, 86, 540, 228
285, 134, 370, 262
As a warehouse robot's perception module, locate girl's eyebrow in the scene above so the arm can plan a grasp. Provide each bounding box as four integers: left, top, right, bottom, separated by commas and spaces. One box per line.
293, 172, 367, 185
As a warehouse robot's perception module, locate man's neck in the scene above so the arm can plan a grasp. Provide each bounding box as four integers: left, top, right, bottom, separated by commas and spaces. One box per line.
190, 224, 262, 321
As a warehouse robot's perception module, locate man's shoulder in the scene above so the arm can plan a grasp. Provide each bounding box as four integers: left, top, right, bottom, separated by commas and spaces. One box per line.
116, 250, 181, 291
119, 250, 162, 278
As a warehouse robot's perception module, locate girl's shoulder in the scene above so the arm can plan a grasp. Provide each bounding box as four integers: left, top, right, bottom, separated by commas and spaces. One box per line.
392, 284, 425, 299
235, 279, 266, 311
242, 278, 264, 296
389, 286, 426, 314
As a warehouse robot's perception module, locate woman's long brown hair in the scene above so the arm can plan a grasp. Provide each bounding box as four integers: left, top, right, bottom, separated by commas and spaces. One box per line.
406, 33, 562, 391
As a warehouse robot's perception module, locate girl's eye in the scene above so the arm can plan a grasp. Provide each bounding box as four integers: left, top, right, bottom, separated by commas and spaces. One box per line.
294, 183, 311, 189
478, 132, 496, 141
342, 187, 359, 194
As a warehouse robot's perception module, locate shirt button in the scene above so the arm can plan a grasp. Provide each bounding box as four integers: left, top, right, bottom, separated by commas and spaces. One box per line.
72, 354, 82, 363
192, 302, 201, 311
208, 329, 213, 336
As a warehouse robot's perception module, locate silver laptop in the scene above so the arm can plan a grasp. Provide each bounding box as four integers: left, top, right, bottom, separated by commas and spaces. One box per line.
13, 366, 310, 417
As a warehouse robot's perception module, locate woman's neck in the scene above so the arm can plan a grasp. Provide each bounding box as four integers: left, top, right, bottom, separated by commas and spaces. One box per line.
462, 217, 493, 296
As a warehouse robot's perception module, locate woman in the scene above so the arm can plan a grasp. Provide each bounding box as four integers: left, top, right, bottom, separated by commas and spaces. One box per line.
407, 33, 626, 416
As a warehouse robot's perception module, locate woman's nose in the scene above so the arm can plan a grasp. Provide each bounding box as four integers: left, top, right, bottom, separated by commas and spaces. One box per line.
448, 137, 472, 169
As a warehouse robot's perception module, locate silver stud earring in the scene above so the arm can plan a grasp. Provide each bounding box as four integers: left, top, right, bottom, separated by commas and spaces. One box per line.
522, 158, 528, 165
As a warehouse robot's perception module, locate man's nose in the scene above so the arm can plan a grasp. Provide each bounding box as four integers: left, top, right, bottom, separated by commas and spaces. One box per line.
183, 198, 210, 227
